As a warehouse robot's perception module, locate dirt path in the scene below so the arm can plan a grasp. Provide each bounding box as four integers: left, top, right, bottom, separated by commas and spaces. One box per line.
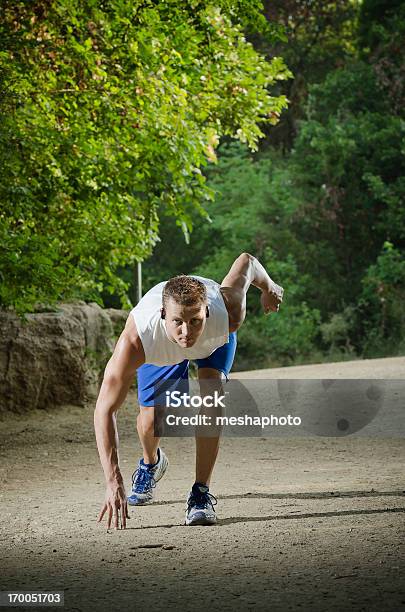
0, 357, 404, 611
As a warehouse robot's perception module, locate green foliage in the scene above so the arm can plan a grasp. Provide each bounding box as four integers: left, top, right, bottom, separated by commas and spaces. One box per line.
144, 52, 405, 368
0, 0, 291, 313
357, 0, 405, 116
141, 139, 300, 289
320, 306, 356, 354
235, 249, 322, 369
2, 0, 403, 370
287, 61, 405, 317
181, 142, 322, 369
251, 0, 361, 150
148, 3, 405, 368
357, 242, 405, 356
357, 0, 404, 53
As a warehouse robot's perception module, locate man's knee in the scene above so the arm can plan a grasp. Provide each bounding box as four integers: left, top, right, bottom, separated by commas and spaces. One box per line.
198, 367, 223, 380
198, 368, 225, 398
137, 408, 156, 436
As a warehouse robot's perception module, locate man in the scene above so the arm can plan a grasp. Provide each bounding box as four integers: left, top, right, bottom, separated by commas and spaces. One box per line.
94, 252, 283, 529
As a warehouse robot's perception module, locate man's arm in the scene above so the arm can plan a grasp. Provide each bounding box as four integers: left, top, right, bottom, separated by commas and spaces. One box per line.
94, 314, 145, 529
220, 252, 284, 332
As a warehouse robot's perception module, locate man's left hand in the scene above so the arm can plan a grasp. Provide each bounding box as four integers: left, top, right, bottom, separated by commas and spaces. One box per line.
261, 283, 284, 315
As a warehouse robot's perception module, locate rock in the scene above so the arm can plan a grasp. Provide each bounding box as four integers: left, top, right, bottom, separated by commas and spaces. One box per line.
0, 302, 129, 413
104, 308, 128, 337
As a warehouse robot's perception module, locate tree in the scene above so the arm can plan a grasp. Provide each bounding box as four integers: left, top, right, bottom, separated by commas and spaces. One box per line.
0, 0, 291, 312
358, 0, 405, 116
252, 0, 361, 151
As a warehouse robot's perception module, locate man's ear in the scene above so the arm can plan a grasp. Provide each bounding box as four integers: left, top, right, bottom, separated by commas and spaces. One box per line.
161, 308, 166, 320
206, 305, 210, 318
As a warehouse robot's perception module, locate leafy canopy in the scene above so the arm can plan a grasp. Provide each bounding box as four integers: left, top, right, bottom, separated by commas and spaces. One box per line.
0, 0, 291, 312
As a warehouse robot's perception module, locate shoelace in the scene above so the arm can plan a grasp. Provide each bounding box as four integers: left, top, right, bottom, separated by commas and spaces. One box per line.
131, 465, 157, 493
187, 490, 218, 511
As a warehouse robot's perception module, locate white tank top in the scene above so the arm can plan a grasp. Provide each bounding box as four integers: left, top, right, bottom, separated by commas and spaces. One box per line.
130, 275, 229, 366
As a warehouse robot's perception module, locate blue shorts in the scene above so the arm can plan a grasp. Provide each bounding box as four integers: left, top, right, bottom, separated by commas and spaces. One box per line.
137, 332, 237, 407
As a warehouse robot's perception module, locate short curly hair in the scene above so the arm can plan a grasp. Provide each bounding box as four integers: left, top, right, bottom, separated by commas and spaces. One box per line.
162, 275, 207, 308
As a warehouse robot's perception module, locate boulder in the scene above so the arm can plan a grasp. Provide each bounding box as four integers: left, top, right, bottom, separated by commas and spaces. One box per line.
0, 302, 129, 413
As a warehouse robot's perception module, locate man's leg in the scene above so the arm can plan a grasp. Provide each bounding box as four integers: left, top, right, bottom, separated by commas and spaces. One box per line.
195, 366, 223, 486
135, 359, 189, 461
128, 403, 167, 506
185, 332, 237, 525
194, 332, 237, 485
137, 407, 159, 465
128, 360, 189, 506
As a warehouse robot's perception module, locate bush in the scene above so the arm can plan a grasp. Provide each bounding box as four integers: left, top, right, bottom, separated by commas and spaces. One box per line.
0, 0, 291, 313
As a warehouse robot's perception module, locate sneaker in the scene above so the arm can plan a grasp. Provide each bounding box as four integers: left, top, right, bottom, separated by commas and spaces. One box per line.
127, 448, 169, 506
185, 482, 217, 526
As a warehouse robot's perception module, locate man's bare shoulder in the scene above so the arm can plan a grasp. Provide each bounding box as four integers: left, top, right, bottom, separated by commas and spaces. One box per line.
123, 312, 145, 355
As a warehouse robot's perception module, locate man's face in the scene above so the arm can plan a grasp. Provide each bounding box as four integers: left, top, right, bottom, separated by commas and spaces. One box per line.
163, 298, 207, 348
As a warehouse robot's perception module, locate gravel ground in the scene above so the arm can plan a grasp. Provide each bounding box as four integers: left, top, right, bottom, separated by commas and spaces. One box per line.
0, 356, 404, 612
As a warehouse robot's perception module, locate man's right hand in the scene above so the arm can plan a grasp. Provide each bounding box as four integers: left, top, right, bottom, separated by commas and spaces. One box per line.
97, 479, 130, 530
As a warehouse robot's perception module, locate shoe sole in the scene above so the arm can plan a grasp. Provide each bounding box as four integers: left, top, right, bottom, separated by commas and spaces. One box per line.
127, 451, 169, 506
185, 516, 217, 526
128, 497, 153, 506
